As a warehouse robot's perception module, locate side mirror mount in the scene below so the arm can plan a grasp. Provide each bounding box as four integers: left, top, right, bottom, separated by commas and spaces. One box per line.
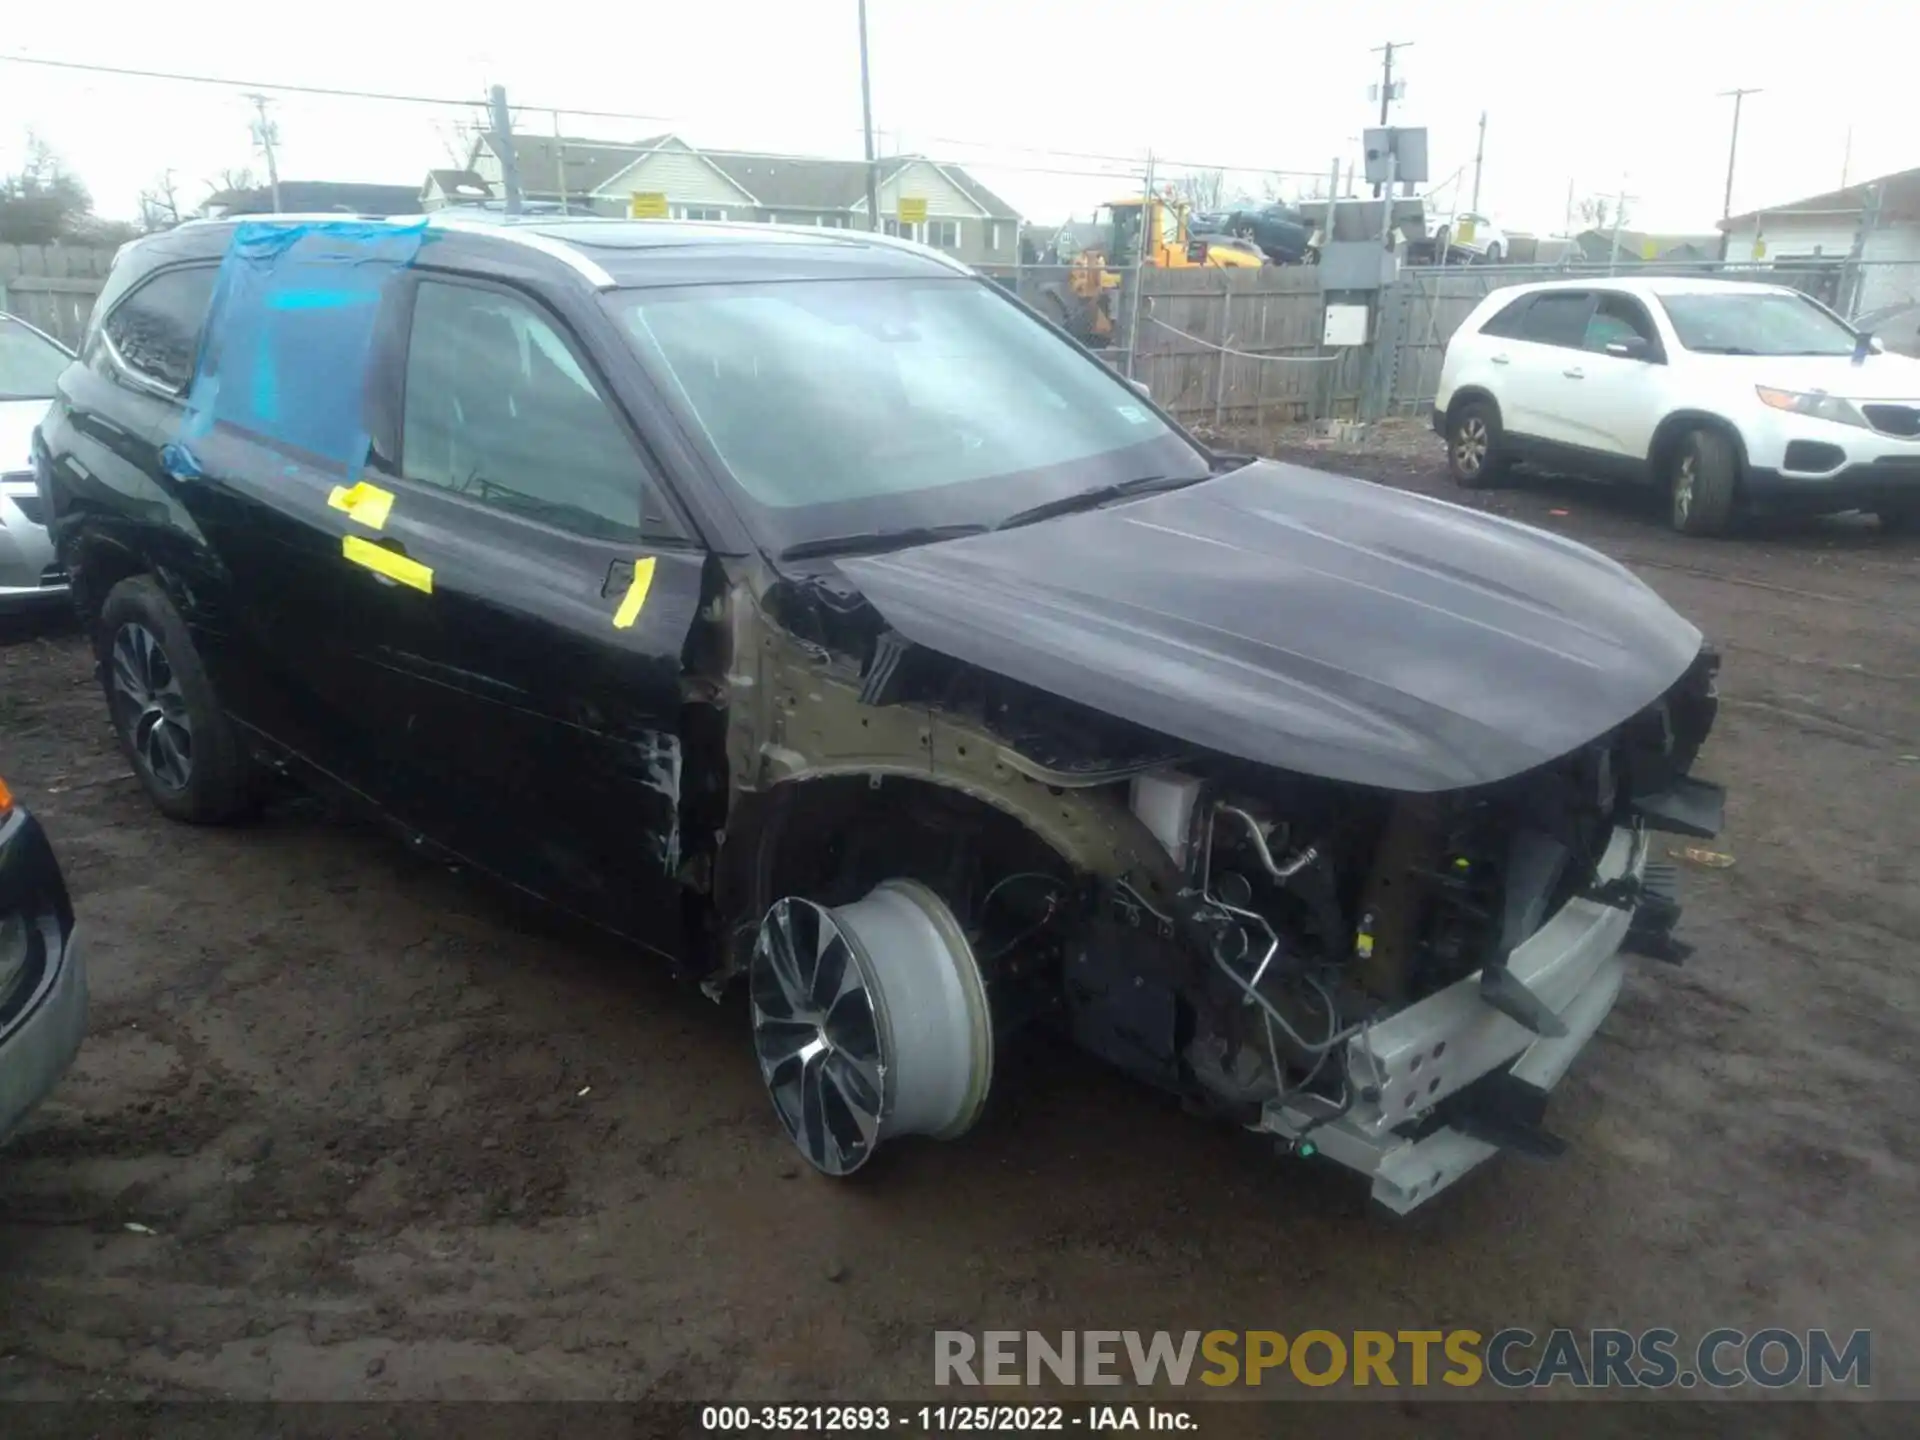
1129, 377, 1152, 399
1604, 335, 1653, 361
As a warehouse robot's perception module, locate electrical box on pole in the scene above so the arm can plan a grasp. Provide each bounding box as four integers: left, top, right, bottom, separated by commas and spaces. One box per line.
1363, 128, 1428, 188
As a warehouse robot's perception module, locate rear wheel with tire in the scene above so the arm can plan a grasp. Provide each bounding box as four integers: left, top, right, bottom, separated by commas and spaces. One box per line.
1668, 427, 1740, 536
97, 575, 256, 823
1446, 400, 1510, 488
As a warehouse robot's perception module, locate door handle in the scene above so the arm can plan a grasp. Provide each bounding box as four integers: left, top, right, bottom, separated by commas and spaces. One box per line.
343, 534, 434, 594
1563, 367, 1585, 379
1490, 354, 1511, 365
158, 442, 203, 482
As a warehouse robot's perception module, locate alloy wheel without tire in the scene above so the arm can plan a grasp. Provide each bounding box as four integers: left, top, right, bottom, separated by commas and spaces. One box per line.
752, 896, 889, 1176
751, 880, 994, 1177
109, 621, 193, 791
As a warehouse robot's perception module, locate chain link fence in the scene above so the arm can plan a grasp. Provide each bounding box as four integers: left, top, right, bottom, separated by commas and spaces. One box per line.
980, 257, 1920, 430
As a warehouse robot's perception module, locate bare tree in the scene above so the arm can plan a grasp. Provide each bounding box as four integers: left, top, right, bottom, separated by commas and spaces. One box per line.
138, 170, 182, 232
1169, 168, 1228, 213
205, 167, 260, 201
0, 131, 94, 243
1575, 193, 1627, 233
434, 116, 486, 169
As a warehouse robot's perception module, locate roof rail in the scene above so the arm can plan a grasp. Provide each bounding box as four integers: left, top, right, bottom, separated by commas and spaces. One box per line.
423, 212, 618, 288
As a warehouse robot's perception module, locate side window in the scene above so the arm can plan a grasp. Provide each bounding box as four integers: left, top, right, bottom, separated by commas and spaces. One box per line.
1584, 293, 1659, 352
400, 280, 679, 543
1477, 295, 1533, 338
101, 266, 219, 393
1517, 293, 1596, 349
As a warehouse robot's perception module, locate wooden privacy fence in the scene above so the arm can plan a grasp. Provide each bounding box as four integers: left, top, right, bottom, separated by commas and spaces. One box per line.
0, 243, 117, 349
1129, 267, 1364, 425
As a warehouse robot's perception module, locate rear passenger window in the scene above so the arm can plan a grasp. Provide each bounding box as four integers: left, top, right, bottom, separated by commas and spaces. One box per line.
1477, 295, 1533, 338
401, 281, 673, 543
103, 266, 219, 393
1518, 293, 1596, 348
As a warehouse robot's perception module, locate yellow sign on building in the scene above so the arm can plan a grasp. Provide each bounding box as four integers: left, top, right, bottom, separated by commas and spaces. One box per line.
628, 192, 669, 220
897, 197, 928, 225
1641, 239, 1659, 260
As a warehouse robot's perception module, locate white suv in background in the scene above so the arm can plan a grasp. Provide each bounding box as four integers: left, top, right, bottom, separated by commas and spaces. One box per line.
1433, 277, 1920, 535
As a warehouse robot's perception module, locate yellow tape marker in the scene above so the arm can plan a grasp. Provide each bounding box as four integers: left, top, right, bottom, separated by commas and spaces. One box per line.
342, 535, 433, 593
327, 480, 394, 531
612, 556, 657, 629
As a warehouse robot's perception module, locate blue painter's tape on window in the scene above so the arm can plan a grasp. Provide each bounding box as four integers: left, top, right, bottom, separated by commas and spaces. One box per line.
180, 219, 432, 482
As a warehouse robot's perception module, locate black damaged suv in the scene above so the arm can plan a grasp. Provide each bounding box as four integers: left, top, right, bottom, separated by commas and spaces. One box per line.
35, 214, 1723, 1211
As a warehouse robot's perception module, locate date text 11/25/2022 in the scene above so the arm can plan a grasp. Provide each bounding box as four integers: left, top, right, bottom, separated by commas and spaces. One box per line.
700, 1405, 1197, 1432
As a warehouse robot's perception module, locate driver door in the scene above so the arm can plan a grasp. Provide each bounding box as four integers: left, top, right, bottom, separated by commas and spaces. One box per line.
1565, 291, 1670, 468
345, 274, 709, 957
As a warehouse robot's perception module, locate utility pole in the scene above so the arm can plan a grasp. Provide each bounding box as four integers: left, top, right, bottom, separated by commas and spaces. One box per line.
1716, 87, 1760, 260
245, 94, 281, 214
1469, 110, 1486, 213
858, 0, 881, 232
552, 110, 568, 214
488, 85, 523, 215
1841, 180, 1884, 319
1608, 177, 1636, 276
1369, 41, 1412, 197
1841, 125, 1853, 188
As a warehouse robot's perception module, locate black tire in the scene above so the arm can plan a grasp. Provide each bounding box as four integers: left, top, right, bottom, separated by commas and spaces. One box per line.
1668, 427, 1740, 536
1445, 399, 1510, 488
1484, 242, 1504, 264
96, 575, 255, 824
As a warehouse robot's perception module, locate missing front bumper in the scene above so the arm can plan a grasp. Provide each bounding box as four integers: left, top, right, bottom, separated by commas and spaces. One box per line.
1261, 825, 1656, 1213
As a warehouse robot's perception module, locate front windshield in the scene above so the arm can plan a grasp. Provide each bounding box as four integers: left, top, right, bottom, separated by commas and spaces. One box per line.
1658, 291, 1858, 356
611, 277, 1209, 554
0, 316, 72, 400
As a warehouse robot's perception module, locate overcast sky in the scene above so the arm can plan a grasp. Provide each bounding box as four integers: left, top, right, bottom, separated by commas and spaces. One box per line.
2, 0, 1910, 234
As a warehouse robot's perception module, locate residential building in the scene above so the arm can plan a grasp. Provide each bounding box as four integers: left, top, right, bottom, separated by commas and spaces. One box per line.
1571, 230, 1722, 266
1719, 167, 1920, 315
420, 169, 496, 209
460, 133, 1021, 268
199, 182, 423, 219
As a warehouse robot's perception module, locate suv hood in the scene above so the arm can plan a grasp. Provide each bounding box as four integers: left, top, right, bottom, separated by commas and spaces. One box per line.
838, 460, 1704, 792
1708, 349, 1920, 400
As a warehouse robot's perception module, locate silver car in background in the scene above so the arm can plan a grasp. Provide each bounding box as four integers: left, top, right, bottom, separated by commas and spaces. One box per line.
1, 313, 73, 613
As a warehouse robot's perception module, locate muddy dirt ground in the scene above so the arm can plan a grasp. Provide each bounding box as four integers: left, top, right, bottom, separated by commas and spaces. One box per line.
1, 426, 1915, 1425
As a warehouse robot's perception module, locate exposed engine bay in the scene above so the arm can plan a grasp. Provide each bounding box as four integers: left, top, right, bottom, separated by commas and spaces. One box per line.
713, 534, 1724, 1213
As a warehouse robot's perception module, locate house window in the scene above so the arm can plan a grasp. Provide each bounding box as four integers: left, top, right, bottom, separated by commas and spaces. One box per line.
884, 218, 906, 238
675, 206, 724, 221
990, 222, 1003, 252
926, 219, 960, 251
817, 215, 848, 229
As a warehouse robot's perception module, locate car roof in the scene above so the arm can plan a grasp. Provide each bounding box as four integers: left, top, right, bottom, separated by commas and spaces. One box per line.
131, 212, 971, 291
1490, 274, 1804, 304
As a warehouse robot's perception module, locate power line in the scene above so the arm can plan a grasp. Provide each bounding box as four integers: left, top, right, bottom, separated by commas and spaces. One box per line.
0, 50, 1365, 186
0, 52, 661, 122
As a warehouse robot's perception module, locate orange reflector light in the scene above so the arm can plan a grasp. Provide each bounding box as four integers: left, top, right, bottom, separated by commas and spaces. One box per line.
0, 774, 12, 817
